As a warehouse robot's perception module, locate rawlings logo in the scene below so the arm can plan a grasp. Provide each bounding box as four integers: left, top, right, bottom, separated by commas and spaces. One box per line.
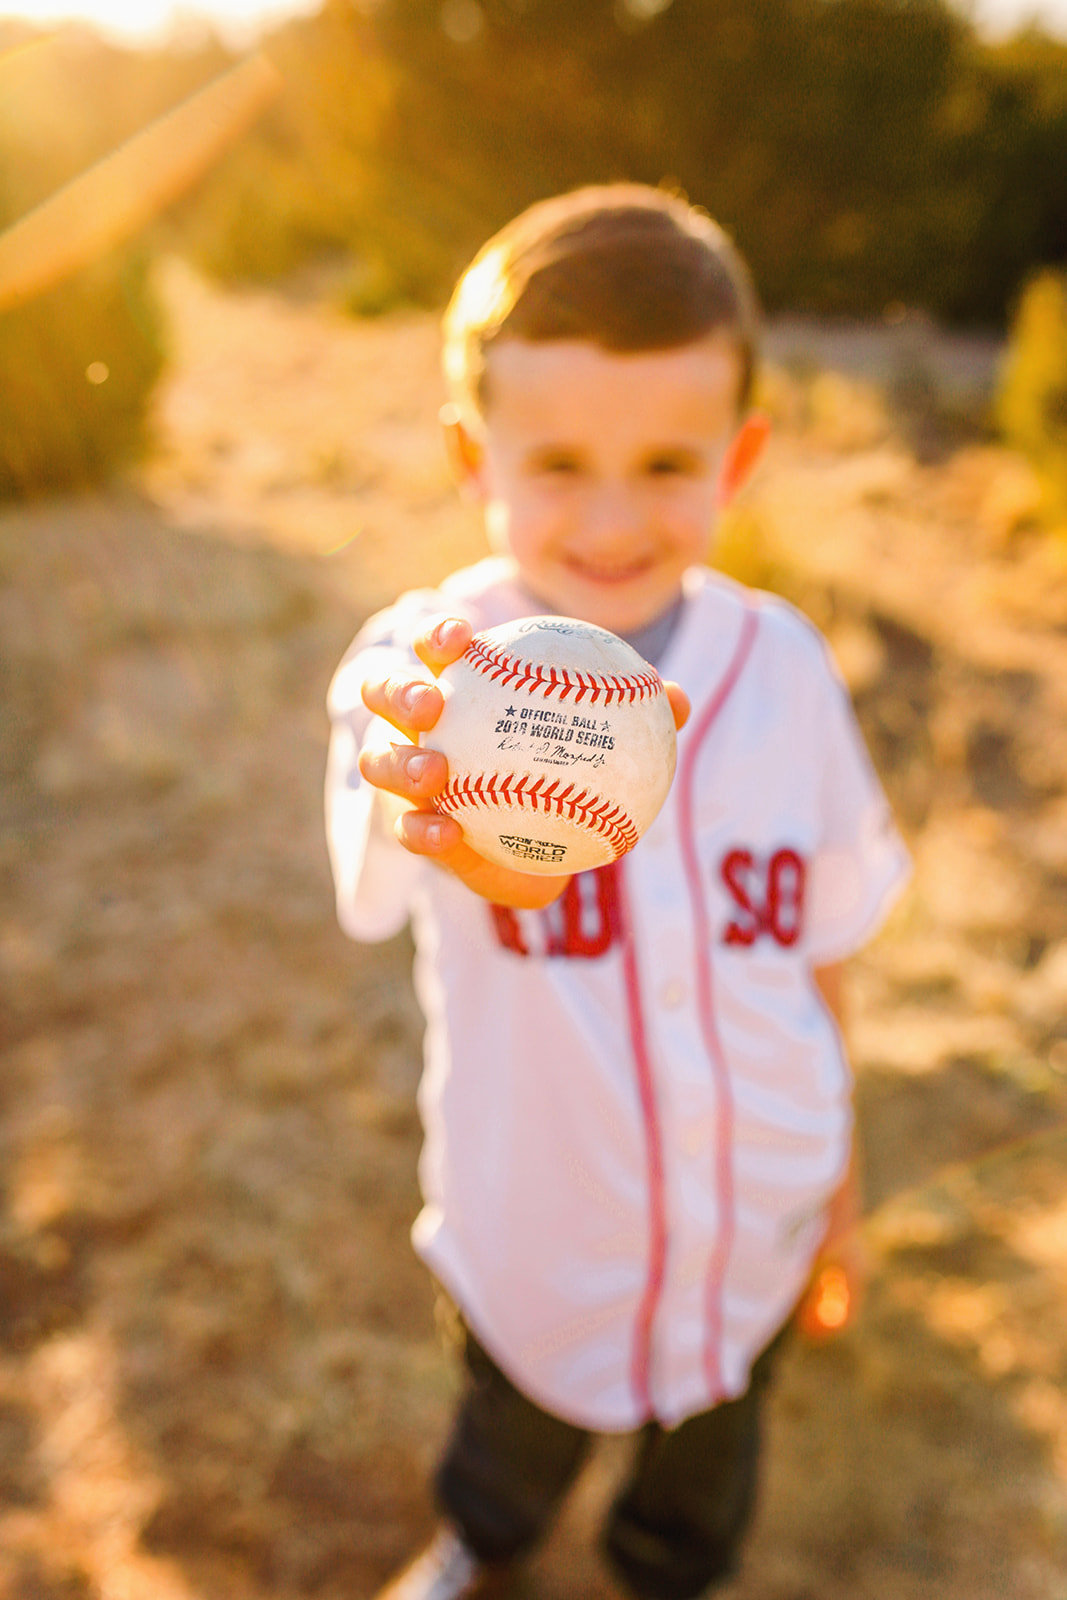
434, 773, 639, 859
464, 634, 661, 706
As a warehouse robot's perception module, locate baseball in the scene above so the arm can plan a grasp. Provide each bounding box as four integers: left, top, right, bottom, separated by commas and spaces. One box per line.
427, 616, 677, 875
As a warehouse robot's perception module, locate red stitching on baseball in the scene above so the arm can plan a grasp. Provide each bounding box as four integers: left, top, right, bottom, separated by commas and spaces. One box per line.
434, 773, 640, 858
464, 636, 661, 705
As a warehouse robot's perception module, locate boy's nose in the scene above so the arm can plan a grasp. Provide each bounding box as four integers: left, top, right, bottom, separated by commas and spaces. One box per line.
583, 483, 643, 542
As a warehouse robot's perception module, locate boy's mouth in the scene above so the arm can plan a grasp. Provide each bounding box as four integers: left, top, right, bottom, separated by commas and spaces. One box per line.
564, 554, 655, 585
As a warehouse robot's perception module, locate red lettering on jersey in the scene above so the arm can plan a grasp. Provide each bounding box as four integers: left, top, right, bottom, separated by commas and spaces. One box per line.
721, 849, 761, 946
721, 847, 807, 948
489, 865, 623, 959
766, 847, 805, 946
490, 904, 529, 956
553, 866, 624, 957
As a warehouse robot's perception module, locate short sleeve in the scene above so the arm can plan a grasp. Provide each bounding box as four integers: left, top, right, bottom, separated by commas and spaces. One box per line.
324, 593, 443, 942
323, 561, 528, 942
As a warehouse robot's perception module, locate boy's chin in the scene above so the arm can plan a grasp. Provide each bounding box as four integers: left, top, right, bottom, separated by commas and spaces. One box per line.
559, 590, 679, 637
521, 572, 683, 636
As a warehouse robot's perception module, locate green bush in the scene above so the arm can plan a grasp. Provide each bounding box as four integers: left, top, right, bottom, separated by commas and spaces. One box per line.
0, 23, 253, 499
996, 270, 1067, 523
0, 250, 166, 499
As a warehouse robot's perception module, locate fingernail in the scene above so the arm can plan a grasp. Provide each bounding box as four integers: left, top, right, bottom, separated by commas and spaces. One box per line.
407, 752, 429, 781
401, 683, 427, 712
432, 617, 464, 648
424, 820, 444, 847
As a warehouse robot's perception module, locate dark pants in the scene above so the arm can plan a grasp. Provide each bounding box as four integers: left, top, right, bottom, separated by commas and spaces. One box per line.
434, 1325, 784, 1600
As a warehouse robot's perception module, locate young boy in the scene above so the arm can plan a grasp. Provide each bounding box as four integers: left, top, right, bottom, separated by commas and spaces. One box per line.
325, 185, 910, 1600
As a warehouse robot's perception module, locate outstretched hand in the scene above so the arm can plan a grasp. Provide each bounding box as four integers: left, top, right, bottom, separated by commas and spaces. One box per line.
358, 615, 690, 910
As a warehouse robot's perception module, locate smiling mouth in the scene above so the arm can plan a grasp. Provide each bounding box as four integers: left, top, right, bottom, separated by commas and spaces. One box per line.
564, 556, 654, 585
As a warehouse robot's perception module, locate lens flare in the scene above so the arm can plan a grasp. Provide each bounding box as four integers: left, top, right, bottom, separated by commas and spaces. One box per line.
0, 52, 281, 313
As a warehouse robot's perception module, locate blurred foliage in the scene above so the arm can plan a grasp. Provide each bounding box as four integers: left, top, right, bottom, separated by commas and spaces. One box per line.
162, 6, 394, 282
997, 270, 1067, 523
0, 24, 201, 496
173, 0, 1067, 326
0, 251, 166, 498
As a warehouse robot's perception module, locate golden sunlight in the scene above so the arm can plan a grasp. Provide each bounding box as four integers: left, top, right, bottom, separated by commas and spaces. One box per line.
0, 0, 319, 46
0, 53, 281, 311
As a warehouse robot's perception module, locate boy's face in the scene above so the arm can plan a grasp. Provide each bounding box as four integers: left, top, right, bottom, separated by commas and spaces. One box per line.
464, 334, 746, 635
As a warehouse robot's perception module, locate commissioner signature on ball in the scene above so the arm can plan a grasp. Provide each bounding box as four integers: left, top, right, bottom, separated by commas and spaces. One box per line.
495, 734, 607, 769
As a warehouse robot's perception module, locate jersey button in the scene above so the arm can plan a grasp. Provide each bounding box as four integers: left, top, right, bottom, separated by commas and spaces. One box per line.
660, 979, 686, 1008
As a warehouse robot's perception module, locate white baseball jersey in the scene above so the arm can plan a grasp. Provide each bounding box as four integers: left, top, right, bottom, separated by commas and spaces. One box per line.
326, 557, 910, 1431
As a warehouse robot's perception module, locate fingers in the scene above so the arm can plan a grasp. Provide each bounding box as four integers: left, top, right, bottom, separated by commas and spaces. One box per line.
797, 1229, 868, 1343
797, 1263, 855, 1340
414, 615, 473, 676
396, 809, 571, 909
395, 806, 464, 856
358, 739, 449, 805
664, 680, 690, 732
360, 616, 472, 738
360, 673, 443, 740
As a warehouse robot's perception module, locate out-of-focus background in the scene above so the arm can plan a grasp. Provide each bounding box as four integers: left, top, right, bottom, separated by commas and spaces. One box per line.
1, 3, 1066, 1598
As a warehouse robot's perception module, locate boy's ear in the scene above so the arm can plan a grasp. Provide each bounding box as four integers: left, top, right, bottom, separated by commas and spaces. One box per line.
440, 403, 487, 500
717, 411, 771, 508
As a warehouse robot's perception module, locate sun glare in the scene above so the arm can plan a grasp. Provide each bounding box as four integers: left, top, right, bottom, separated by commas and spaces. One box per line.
3, 0, 1067, 44
0, 0, 321, 47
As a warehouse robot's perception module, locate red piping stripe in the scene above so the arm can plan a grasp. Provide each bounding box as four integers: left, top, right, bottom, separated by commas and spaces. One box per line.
676, 605, 760, 1400
613, 859, 667, 1420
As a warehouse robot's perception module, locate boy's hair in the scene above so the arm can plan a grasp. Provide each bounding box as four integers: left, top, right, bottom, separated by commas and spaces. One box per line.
443, 183, 760, 423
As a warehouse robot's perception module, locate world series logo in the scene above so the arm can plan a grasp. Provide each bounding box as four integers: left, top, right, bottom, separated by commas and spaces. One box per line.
498, 835, 570, 864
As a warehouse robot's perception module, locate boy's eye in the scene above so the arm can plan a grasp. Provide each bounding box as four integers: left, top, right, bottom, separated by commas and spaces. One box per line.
645, 452, 701, 477
535, 452, 583, 476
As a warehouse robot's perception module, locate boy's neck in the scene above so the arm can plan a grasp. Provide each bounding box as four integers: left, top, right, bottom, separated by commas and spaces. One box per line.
515, 580, 686, 667
620, 594, 686, 667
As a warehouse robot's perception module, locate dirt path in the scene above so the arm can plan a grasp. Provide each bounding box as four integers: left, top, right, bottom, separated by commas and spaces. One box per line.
1, 265, 1065, 1600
